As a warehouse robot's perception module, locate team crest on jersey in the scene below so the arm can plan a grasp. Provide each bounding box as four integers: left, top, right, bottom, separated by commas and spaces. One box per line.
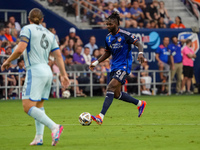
108, 36, 111, 42
118, 37, 122, 42
178, 32, 199, 53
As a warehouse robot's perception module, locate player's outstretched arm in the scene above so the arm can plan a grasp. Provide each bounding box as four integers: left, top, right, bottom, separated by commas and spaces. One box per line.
52, 49, 70, 88
89, 51, 111, 71
134, 41, 144, 63
1, 42, 27, 71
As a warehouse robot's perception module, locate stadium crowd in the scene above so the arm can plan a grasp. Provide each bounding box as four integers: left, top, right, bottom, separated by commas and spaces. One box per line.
0, 7, 196, 99
50, 0, 186, 29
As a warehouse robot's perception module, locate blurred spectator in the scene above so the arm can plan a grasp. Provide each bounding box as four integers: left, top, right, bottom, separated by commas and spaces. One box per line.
82, 47, 91, 65
180, 39, 196, 94
105, 2, 114, 17
137, 0, 146, 9
92, 5, 106, 28
137, 19, 144, 28
4, 25, 16, 45
170, 16, 186, 29
41, 22, 46, 28
145, 21, 151, 28
0, 28, 6, 41
11, 28, 19, 39
65, 27, 83, 47
84, 36, 98, 55
70, 0, 89, 22
9, 16, 21, 32
66, 39, 75, 55
130, 1, 145, 22
155, 37, 171, 94
104, 0, 118, 7
145, 0, 153, 6
1, 58, 16, 98
49, 27, 59, 44
126, 64, 140, 95
93, 65, 106, 96
91, 49, 100, 62
65, 55, 86, 97
145, 0, 159, 21
168, 36, 185, 94
150, 20, 158, 28
118, 0, 137, 28
158, 1, 171, 24
13, 58, 26, 86
73, 46, 86, 64
0, 39, 5, 55
157, 17, 166, 28
61, 48, 70, 61
140, 59, 152, 95
99, 46, 105, 56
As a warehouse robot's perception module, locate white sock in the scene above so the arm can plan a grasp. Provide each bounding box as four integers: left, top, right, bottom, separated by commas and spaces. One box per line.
99, 113, 104, 120
28, 106, 57, 131
137, 100, 142, 107
35, 107, 45, 139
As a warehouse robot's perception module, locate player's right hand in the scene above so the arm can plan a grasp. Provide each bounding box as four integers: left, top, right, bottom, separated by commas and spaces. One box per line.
89, 60, 99, 71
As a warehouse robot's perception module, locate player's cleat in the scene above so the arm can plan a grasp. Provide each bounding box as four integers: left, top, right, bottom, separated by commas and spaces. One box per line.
137, 100, 147, 117
30, 138, 43, 146
91, 115, 103, 125
51, 125, 64, 146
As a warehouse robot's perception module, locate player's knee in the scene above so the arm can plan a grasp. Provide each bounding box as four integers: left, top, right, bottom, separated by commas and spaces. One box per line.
22, 104, 29, 114
114, 92, 120, 99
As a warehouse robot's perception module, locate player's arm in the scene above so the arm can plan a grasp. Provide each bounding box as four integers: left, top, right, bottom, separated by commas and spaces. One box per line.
134, 41, 144, 63
52, 49, 70, 88
89, 51, 111, 71
1, 42, 27, 71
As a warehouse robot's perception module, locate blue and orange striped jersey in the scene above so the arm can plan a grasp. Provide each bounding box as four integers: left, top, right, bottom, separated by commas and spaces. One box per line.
105, 28, 138, 74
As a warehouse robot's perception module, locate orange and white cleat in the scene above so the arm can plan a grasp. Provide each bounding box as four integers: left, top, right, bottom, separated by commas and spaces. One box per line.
91, 115, 103, 125
137, 100, 147, 117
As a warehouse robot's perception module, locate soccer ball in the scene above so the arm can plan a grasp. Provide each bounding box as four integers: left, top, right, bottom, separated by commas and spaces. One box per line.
62, 90, 71, 98
79, 112, 92, 126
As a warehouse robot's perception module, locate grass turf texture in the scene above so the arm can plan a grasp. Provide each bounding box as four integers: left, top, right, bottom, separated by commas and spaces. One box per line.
0, 95, 200, 150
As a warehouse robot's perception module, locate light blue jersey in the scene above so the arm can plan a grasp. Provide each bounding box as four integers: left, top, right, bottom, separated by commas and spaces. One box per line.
20, 24, 59, 101
20, 24, 59, 68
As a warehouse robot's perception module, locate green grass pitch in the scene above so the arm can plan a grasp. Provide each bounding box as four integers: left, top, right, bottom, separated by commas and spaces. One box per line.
0, 95, 200, 150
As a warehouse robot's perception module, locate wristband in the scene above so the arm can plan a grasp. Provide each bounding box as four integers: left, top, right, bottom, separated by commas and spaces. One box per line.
138, 52, 143, 55
91, 60, 99, 66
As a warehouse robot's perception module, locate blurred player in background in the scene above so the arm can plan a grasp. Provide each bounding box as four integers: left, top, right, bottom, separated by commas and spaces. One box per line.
89, 12, 146, 125
1, 8, 70, 146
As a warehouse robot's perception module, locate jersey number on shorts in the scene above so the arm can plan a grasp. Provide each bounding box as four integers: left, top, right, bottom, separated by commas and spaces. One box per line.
40, 34, 49, 50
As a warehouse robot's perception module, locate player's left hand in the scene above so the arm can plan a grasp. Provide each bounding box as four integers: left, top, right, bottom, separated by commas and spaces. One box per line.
60, 75, 71, 89
137, 53, 145, 64
1, 60, 11, 71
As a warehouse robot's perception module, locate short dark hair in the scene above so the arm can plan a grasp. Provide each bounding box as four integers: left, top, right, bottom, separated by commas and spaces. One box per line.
17, 58, 24, 64
106, 11, 120, 25
66, 55, 73, 59
171, 35, 177, 41
186, 39, 192, 44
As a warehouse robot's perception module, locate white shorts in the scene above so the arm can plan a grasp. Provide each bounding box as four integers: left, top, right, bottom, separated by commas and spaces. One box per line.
22, 64, 53, 101
141, 76, 152, 89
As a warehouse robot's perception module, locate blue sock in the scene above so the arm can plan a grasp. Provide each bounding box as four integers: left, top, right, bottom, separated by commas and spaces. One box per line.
100, 91, 114, 115
118, 92, 139, 105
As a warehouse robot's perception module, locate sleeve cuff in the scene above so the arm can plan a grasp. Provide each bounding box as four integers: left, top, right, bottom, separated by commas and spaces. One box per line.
51, 47, 59, 52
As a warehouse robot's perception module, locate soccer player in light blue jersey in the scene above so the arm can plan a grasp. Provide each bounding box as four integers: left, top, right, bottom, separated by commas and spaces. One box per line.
1, 8, 70, 146
89, 12, 147, 125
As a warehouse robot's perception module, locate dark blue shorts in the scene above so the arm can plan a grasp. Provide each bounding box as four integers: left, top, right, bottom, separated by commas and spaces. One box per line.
109, 70, 128, 85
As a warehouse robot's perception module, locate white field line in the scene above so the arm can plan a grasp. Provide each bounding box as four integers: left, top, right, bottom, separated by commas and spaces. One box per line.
0, 123, 200, 127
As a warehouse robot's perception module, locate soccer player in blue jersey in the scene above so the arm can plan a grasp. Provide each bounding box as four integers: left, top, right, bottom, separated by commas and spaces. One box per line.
1, 8, 70, 146
89, 12, 146, 125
